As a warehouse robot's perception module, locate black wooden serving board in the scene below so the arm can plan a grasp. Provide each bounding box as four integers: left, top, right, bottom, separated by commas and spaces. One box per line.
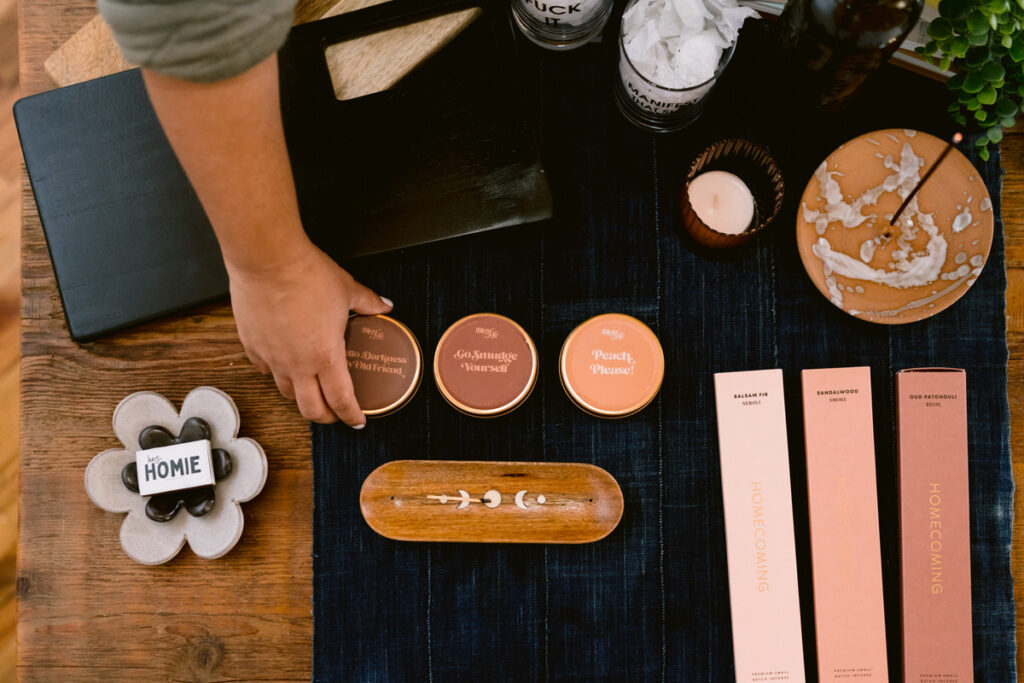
13, 0, 551, 341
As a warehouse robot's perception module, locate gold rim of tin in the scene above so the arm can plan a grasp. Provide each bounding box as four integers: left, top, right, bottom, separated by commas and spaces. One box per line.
353, 314, 424, 417
559, 313, 665, 418
433, 312, 539, 417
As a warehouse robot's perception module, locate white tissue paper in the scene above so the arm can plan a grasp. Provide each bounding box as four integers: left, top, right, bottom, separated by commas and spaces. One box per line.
619, 0, 757, 113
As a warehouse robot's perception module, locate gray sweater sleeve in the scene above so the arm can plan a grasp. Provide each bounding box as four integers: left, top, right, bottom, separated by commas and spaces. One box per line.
98, 0, 297, 82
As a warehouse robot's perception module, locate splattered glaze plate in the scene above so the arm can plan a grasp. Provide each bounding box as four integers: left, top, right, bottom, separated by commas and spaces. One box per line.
796, 129, 993, 324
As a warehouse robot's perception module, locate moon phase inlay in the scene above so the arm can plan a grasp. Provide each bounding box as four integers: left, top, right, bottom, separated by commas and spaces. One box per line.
428, 488, 547, 510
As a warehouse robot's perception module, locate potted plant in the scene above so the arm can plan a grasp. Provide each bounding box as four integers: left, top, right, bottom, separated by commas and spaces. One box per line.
918, 0, 1024, 160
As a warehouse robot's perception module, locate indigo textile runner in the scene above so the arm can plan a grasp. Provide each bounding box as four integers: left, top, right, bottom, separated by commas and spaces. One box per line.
312, 19, 1014, 683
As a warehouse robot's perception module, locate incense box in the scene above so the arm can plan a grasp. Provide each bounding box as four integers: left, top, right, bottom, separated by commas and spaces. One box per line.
897, 368, 973, 682
714, 369, 805, 683
802, 367, 887, 682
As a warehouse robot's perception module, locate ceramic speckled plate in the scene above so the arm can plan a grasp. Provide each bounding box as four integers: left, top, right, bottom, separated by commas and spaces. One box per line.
796, 129, 994, 324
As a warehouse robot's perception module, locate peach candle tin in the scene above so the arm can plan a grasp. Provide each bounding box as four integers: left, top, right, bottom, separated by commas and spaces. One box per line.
559, 313, 665, 418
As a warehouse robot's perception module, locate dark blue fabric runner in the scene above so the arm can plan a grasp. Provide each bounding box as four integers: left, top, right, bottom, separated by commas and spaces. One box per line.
312, 17, 1014, 682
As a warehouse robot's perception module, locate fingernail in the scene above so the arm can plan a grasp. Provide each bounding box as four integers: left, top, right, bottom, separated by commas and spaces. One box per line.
353, 423, 366, 430
380, 296, 394, 308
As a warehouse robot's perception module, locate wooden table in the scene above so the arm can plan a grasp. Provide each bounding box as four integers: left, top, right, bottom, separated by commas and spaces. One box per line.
16, 1, 1024, 679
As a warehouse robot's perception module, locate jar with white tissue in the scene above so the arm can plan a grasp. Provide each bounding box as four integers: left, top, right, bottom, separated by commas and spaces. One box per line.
614, 0, 756, 131
511, 0, 614, 50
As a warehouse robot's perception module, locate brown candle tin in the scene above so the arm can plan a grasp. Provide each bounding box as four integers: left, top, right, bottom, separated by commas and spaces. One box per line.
559, 313, 665, 418
433, 313, 538, 417
344, 314, 423, 417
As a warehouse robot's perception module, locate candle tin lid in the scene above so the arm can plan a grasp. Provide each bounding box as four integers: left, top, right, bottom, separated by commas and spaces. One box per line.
559, 313, 665, 418
344, 314, 423, 416
433, 313, 538, 417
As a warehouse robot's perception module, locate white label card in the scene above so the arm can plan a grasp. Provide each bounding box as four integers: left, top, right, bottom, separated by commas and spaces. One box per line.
136, 439, 215, 496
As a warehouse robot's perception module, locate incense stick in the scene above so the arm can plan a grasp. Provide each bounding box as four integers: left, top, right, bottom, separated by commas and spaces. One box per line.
890, 132, 963, 226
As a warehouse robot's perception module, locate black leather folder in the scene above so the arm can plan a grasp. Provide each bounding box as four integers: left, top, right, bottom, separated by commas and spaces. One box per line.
14, 0, 552, 341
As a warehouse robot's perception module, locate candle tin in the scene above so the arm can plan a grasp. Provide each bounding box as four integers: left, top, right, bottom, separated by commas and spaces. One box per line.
680, 138, 785, 249
434, 313, 539, 417
345, 314, 423, 417
559, 313, 665, 418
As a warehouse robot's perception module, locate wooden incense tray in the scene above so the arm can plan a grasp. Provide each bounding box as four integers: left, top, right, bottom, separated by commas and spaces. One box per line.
360, 460, 624, 543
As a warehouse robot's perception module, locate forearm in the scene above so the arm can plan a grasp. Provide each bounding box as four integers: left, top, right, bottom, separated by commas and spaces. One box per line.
142, 55, 310, 275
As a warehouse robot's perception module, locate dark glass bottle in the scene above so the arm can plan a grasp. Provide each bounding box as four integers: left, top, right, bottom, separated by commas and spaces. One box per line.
777, 0, 925, 109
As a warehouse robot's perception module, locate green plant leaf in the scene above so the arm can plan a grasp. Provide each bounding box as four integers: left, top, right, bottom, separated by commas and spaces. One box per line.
949, 36, 971, 57
956, 113, 969, 125
979, 85, 999, 103
941, 0, 971, 19
996, 98, 1018, 116
940, 56, 953, 71
976, 135, 990, 146
983, 61, 1007, 81
1003, 115, 1017, 127
968, 97, 983, 110
1003, 34, 1015, 48
933, 16, 954, 39
988, 126, 1004, 142
929, 17, 954, 39
970, 30, 991, 45
1010, 38, 1024, 62
979, 147, 990, 161
963, 71, 987, 92
966, 46, 991, 67
948, 72, 967, 90
969, 10, 992, 33
976, 109, 989, 121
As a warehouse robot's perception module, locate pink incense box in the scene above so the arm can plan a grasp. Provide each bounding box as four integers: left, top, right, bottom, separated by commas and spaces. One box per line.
801, 367, 888, 682
897, 368, 973, 682
714, 369, 806, 683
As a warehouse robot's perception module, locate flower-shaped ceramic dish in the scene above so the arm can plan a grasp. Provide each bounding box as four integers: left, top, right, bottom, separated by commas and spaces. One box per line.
85, 387, 268, 565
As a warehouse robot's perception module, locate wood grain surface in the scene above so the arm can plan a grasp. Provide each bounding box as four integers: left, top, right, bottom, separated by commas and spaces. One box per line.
360, 460, 624, 543
42, 0, 481, 98
0, 0, 19, 678
11, 1, 1024, 681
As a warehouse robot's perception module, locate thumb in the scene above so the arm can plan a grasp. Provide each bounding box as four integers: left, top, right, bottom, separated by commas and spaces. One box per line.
348, 279, 394, 316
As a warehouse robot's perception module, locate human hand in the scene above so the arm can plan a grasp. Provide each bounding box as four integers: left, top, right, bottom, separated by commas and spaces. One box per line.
226, 242, 392, 428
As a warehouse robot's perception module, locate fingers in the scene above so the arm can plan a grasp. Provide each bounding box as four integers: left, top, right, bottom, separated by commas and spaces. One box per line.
272, 372, 295, 400
248, 352, 270, 374
317, 360, 366, 429
293, 378, 340, 425
347, 277, 393, 316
